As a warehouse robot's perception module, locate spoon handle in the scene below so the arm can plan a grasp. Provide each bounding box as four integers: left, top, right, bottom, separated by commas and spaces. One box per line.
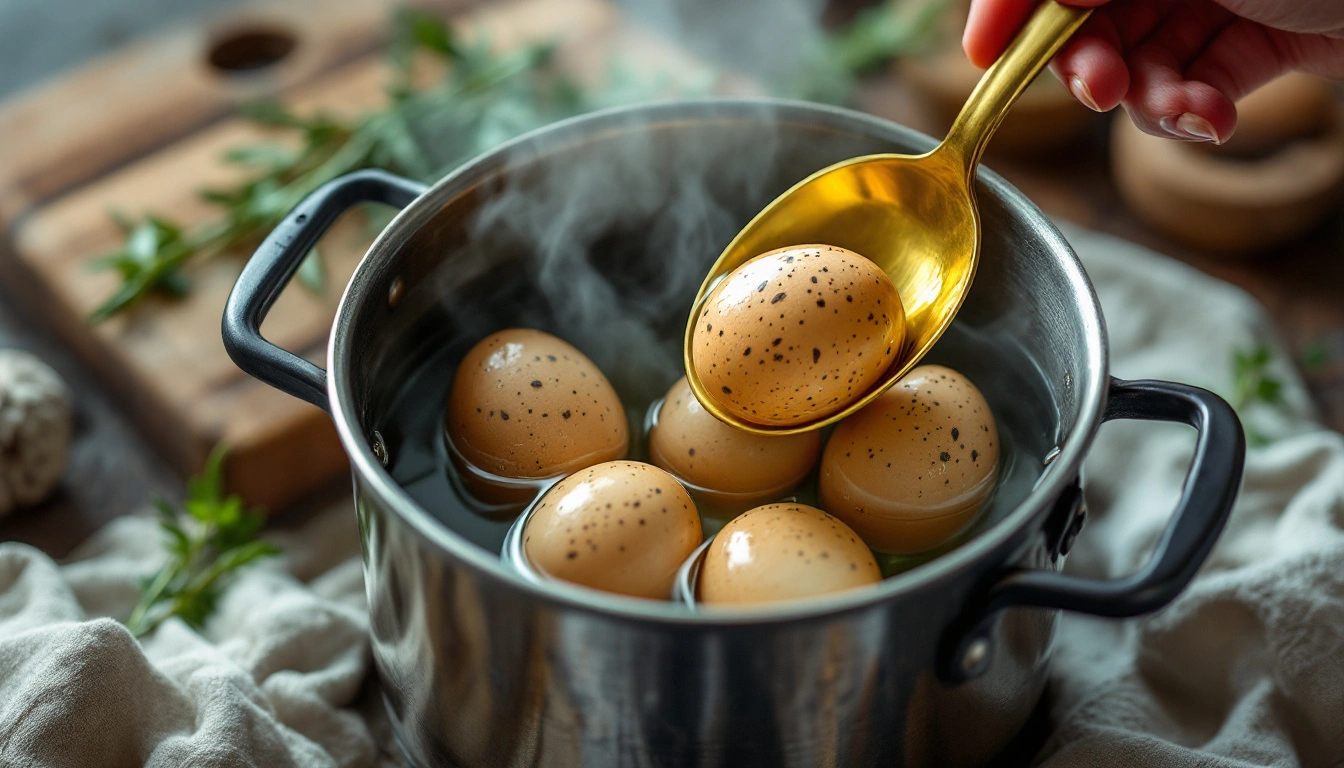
937, 1, 1092, 176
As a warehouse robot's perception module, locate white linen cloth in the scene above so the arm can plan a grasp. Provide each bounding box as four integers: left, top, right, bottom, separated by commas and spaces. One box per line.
1040, 224, 1344, 768
0, 224, 1341, 767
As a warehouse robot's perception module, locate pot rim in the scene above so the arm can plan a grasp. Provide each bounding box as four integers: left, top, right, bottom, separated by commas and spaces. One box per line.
327, 97, 1109, 626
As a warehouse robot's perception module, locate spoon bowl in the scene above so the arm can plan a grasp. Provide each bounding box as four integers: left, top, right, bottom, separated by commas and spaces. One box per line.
685, 1, 1091, 434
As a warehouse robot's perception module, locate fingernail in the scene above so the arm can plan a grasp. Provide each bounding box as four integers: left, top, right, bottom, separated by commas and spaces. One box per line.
1069, 75, 1101, 112
1178, 113, 1223, 144
1159, 113, 1222, 144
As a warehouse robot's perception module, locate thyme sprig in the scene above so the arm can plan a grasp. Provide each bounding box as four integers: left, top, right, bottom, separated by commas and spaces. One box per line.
90, 10, 582, 322
125, 446, 280, 638
90, 3, 959, 321
1230, 345, 1286, 447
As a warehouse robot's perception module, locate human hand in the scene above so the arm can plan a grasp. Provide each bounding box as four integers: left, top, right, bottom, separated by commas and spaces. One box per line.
963, 0, 1344, 143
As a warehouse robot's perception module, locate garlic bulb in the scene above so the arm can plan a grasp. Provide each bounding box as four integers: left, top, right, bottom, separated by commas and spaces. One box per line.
0, 350, 73, 517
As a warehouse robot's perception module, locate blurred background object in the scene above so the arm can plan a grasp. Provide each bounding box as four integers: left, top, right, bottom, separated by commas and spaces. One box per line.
0, 349, 73, 517
1112, 73, 1344, 256
0, 0, 246, 99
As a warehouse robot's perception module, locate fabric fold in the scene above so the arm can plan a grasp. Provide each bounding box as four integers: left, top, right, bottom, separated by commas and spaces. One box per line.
0, 509, 375, 768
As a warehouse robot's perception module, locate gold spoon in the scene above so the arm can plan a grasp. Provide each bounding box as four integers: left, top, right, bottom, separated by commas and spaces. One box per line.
684, 1, 1092, 435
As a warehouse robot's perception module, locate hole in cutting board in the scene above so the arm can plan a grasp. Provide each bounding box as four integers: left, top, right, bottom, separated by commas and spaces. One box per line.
207, 26, 297, 72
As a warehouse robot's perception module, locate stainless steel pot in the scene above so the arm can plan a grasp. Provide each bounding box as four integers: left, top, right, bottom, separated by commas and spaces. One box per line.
223, 100, 1245, 767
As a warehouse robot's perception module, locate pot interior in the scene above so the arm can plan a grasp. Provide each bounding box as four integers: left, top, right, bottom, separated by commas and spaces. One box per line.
339, 101, 1103, 568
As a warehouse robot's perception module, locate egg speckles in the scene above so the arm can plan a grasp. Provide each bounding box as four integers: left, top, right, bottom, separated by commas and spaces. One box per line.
819, 364, 999, 554
692, 245, 905, 426
447, 329, 629, 499
524, 461, 703, 599
698, 503, 881, 605
648, 377, 821, 515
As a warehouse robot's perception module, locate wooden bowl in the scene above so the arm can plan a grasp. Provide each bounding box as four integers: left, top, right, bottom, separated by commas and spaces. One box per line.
1112, 75, 1344, 256
1209, 72, 1336, 158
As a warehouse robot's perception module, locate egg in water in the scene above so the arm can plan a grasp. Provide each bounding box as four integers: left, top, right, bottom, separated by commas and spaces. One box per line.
648, 376, 821, 517
698, 502, 881, 605
691, 244, 905, 427
819, 364, 999, 554
523, 461, 703, 599
446, 329, 629, 508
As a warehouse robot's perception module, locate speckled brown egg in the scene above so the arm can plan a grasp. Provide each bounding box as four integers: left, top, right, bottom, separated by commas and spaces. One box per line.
523, 461, 703, 599
648, 376, 821, 516
447, 329, 629, 506
691, 244, 905, 426
819, 364, 999, 554
698, 502, 881, 605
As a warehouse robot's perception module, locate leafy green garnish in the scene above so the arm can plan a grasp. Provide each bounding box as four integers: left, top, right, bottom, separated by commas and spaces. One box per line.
87, 216, 195, 323
1231, 345, 1286, 447
828, 0, 954, 75
124, 445, 280, 638
1301, 339, 1330, 373
90, 3, 959, 320
785, 0, 954, 104
90, 9, 587, 322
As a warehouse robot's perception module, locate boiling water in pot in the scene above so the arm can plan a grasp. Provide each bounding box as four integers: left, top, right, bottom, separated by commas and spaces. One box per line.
364, 117, 1060, 574
379, 312, 1056, 565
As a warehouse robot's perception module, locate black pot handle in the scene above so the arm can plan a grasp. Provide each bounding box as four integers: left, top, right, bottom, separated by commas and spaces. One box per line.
940, 377, 1245, 682
222, 169, 428, 411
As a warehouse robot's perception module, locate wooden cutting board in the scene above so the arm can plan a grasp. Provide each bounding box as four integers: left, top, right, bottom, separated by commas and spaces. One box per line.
0, 0, 706, 509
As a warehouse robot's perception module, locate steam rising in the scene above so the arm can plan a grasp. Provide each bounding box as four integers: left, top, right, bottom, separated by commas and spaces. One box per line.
462, 107, 787, 409
368, 2, 1076, 555
438, 0, 833, 410
618, 0, 832, 93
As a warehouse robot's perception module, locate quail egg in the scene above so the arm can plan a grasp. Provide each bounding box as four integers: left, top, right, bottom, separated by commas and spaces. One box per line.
698, 502, 881, 605
691, 244, 905, 427
523, 460, 703, 599
648, 376, 821, 516
819, 364, 999, 554
447, 329, 629, 507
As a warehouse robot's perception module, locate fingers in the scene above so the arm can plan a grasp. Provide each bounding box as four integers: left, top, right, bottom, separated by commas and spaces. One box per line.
1100, 0, 1170, 48
963, 0, 1113, 68
966, 0, 1160, 113
1286, 34, 1344, 80
1047, 0, 1169, 112
960, 0, 1315, 144
1131, 1, 1238, 69
1048, 15, 1129, 111
1184, 22, 1298, 101
964, 0, 1039, 69
1121, 3, 1241, 142
1121, 46, 1238, 142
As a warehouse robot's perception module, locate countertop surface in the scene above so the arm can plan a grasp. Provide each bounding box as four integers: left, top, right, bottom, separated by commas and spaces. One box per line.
0, 0, 245, 100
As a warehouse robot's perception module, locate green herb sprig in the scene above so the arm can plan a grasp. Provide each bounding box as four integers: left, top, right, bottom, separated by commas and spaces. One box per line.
125, 445, 280, 638
90, 10, 584, 322
90, 3, 959, 320
785, 0, 954, 104
828, 0, 954, 75
1301, 339, 1331, 373
1230, 345, 1286, 447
